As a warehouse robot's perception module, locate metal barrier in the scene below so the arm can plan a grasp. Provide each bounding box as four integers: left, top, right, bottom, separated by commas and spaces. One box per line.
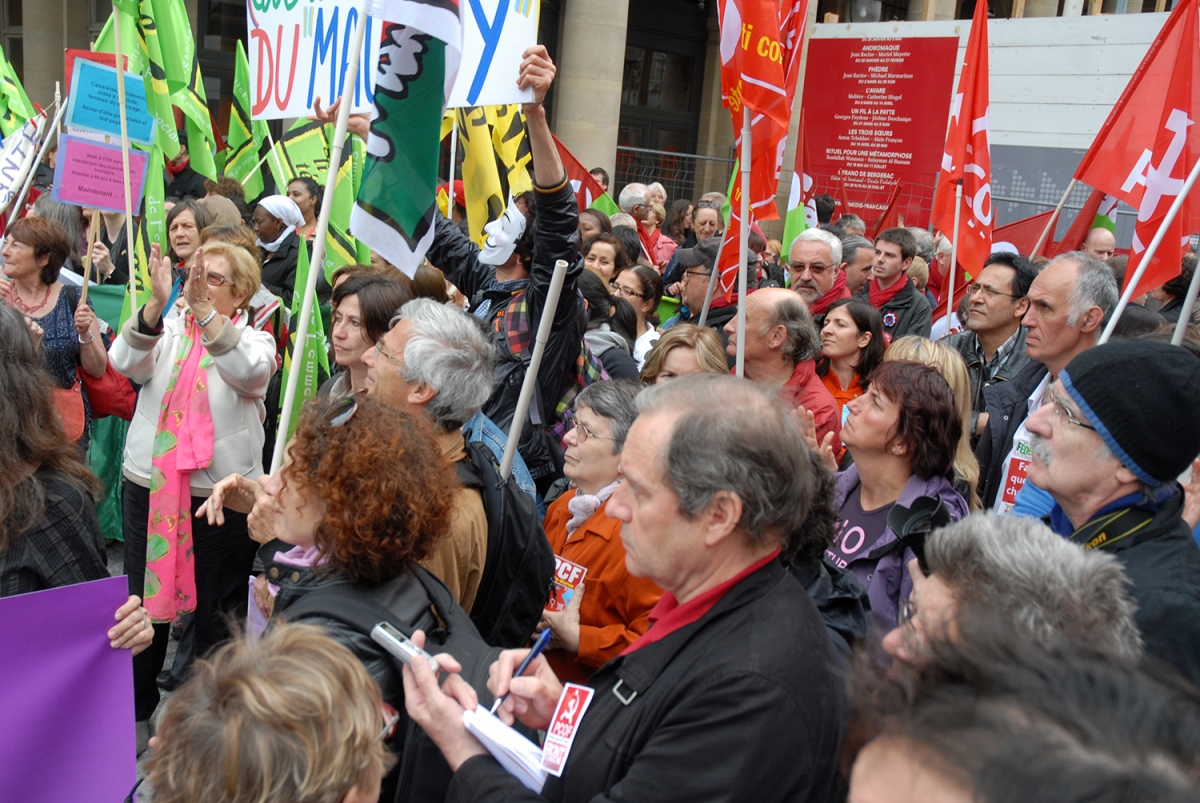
613, 146, 735, 207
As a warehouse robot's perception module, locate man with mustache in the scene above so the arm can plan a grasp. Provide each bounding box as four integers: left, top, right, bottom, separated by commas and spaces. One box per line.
975, 252, 1117, 513
1023, 339, 1200, 687
788, 228, 850, 329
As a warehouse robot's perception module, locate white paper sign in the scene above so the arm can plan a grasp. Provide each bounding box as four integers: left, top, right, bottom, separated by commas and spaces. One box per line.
446, 0, 538, 108
246, 0, 538, 120
246, 0, 382, 121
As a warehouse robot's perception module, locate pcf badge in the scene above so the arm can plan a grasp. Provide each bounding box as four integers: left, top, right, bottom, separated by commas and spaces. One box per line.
540, 683, 595, 776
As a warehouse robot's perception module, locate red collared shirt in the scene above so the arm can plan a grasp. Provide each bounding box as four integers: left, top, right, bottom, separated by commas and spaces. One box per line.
621, 549, 782, 655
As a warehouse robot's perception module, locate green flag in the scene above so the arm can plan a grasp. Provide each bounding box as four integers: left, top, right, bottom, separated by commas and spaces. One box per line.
279, 238, 329, 442
589, 192, 620, 217
119, 146, 167, 329
0, 44, 34, 138
225, 40, 268, 200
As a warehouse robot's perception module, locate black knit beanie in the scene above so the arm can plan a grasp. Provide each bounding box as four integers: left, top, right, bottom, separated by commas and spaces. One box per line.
1060, 340, 1200, 485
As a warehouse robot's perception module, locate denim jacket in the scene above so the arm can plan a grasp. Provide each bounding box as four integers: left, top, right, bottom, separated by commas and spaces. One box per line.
464, 411, 538, 502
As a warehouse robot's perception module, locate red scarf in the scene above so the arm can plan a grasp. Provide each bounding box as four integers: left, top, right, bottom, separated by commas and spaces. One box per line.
809, 270, 850, 316
166, 154, 190, 177
636, 220, 659, 261
868, 274, 910, 310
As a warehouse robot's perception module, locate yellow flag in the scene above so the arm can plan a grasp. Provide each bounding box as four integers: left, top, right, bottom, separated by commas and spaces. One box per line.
457, 106, 506, 246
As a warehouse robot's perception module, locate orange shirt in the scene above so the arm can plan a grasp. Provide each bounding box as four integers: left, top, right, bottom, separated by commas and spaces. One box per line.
821, 370, 862, 421
542, 492, 663, 685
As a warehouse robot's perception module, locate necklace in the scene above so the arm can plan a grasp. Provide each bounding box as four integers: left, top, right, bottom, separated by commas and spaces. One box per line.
6, 280, 52, 314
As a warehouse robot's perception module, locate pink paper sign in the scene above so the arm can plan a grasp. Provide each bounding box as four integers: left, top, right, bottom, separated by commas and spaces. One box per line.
51, 134, 149, 214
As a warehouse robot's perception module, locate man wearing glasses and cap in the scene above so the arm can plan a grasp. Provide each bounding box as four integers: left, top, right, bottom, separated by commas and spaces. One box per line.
660, 237, 737, 363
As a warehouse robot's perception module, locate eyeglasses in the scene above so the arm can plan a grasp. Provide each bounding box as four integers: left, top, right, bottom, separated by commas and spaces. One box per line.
378, 706, 401, 742
1045, 386, 1095, 431
324, 396, 359, 428
791, 262, 832, 276
612, 283, 646, 300
683, 269, 712, 280
204, 271, 231, 288
574, 419, 615, 444
374, 340, 404, 366
967, 282, 1015, 300
695, 200, 721, 209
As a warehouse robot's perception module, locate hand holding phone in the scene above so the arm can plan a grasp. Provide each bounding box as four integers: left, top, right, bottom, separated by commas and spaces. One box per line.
371, 622, 440, 673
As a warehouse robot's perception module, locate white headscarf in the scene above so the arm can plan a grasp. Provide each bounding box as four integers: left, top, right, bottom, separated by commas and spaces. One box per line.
256, 195, 306, 251
478, 197, 528, 266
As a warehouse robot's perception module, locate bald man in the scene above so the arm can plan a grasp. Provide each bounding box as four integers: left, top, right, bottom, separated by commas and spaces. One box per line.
1083, 227, 1117, 261
724, 287, 843, 457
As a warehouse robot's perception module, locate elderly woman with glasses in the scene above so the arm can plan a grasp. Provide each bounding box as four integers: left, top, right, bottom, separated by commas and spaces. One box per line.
110, 239, 277, 730
539, 380, 662, 684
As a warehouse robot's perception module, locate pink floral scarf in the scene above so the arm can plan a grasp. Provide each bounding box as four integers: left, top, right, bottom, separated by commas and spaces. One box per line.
143, 314, 214, 623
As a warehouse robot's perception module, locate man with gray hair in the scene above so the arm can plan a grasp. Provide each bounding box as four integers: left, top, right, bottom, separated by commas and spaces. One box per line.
841, 234, 875, 296
789, 228, 850, 326
883, 513, 1142, 665
976, 251, 1118, 513
403, 375, 843, 802
618, 182, 651, 220
838, 213, 866, 236
724, 287, 842, 458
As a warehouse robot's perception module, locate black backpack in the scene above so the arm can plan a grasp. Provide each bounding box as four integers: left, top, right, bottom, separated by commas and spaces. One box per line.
282, 566, 503, 803
455, 438, 555, 649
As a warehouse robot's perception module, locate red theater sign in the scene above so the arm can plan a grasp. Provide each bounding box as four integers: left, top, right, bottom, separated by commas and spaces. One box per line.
803, 36, 958, 229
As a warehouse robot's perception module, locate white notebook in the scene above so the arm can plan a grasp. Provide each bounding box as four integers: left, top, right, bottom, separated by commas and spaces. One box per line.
462, 707, 548, 793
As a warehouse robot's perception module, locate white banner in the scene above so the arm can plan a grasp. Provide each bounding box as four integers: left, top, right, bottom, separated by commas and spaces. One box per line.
246, 0, 538, 120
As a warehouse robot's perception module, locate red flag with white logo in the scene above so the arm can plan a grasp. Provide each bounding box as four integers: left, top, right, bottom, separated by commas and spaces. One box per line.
552, 134, 607, 213
1074, 0, 1200, 296
931, 0, 993, 279
1049, 188, 1106, 257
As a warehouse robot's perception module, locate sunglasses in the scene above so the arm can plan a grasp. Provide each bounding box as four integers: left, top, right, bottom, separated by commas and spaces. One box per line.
695, 200, 721, 209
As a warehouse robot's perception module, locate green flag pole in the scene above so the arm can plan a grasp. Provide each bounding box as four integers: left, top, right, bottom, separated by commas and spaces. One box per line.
271, 0, 371, 473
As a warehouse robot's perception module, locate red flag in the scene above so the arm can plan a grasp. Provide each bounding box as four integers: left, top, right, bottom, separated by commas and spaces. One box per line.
552, 134, 607, 212
930, 0, 993, 279
717, 0, 792, 220
1049, 188, 1106, 256
839, 176, 856, 219
717, 181, 747, 298
1074, 0, 1200, 296
870, 183, 904, 239
991, 209, 1055, 257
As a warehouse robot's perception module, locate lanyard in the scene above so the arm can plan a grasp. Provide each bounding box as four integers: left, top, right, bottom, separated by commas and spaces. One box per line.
1068, 507, 1155, 552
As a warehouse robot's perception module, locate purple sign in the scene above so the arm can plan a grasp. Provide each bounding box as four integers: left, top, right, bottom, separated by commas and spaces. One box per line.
0, 576, 136, 801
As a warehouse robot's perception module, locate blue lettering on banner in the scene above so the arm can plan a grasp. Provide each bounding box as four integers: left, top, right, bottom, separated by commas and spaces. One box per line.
308, 6, 340, 109
307, 8, 375, 110
466, 0, 509, 105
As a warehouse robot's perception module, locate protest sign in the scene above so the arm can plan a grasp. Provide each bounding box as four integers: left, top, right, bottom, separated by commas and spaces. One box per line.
0, 116, 40, 215
65, 58, 154, 146
247, 0, 381, 120
0, 576, 136, 803
63, 49, 127, 94
247, 0, 537, 120
446, 0, 537, 108
52, 134, 149, 214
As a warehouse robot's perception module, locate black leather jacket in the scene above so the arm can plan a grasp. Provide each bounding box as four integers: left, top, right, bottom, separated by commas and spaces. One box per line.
425, 178, 586, 481
975, 360, 1049, 509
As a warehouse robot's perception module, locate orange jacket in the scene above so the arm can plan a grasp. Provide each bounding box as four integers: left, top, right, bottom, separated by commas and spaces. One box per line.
543, 492, 663, 684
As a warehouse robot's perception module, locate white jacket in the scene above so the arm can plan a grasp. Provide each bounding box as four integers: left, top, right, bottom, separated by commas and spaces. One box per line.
110, 309, 278, 494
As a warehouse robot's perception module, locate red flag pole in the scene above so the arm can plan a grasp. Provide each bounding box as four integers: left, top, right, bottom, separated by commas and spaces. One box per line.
1100, 155, 1200, 345
946, 179, 963, 325
736, 106, 750, 378
1032, 178, 1076, 257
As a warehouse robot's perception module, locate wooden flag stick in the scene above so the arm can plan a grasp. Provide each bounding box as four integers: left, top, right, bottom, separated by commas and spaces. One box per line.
1032, 178, 1076, 258
1101, 156, 1200, 344
271, 0, 371, 473
79, 208, 102, 305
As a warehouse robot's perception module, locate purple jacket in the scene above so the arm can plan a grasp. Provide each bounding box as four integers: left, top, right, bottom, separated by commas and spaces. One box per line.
833, 467, 969, 635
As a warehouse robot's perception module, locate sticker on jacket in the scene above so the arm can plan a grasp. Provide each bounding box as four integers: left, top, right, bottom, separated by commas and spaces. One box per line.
546, 556, 587, 612
541, 683, 595, 776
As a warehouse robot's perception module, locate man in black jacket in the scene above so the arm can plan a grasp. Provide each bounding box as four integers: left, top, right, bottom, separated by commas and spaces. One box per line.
940, 252, 1037, 441
976, 252, 1117, 512
423, 47, 587, 490
662, 236, 739, 356
1026, 339, 1200, 687
404, 375, 844, 803
858, 226, 932, 339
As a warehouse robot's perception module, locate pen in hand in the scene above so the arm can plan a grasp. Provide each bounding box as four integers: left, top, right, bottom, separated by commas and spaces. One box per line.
490, 627, 554, 715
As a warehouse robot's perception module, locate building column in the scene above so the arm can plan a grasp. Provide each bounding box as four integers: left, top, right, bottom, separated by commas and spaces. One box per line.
553, 0, 630, 183
21, 0, 97, 109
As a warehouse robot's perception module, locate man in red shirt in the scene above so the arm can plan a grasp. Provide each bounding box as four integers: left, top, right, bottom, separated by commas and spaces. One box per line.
723, 287, 843, 459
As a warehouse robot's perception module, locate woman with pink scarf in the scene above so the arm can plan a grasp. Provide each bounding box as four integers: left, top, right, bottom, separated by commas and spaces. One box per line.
110, 240, 277, 734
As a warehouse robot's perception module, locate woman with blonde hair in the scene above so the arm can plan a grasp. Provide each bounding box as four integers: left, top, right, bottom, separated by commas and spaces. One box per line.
145, 622, 393, 803
884, 335, 983, 511
639, 323, 728, 384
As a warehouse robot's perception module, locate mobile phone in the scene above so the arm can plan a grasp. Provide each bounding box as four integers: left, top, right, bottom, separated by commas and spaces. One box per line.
370, 622, 440, 673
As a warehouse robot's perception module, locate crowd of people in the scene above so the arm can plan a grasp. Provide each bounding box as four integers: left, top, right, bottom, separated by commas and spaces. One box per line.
3, 46, 1200, 803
